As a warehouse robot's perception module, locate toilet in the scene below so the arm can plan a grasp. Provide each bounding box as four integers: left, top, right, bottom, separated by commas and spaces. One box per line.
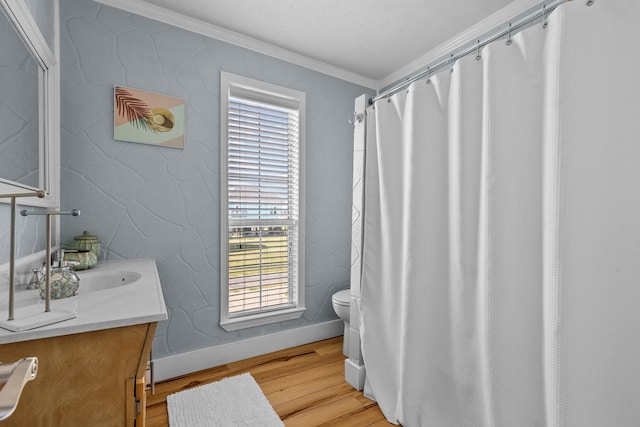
332, 289, 351, 356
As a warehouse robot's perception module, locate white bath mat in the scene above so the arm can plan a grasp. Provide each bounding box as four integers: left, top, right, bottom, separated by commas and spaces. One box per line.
167, 372, 284, 426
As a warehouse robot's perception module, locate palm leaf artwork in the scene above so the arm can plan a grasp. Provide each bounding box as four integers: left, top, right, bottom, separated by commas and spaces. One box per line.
115, 87, 175, 134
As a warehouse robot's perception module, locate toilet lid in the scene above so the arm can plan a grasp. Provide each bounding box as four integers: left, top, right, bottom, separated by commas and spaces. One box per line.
332, 289, 350, 306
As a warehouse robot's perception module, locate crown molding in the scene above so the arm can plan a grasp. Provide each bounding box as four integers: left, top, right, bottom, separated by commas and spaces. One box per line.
378, 0, 543, 90
94, 0, 378, 90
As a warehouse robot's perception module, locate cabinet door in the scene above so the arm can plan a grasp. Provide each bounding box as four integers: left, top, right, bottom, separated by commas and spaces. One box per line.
0, 324, 153, 426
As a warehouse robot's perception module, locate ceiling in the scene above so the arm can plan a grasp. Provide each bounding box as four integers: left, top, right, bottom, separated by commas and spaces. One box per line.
128, 0, 519, 87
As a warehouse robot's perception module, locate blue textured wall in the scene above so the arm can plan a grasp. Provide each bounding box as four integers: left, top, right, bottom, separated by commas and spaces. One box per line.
24, 0, 55, 53
59, 0, 373, 358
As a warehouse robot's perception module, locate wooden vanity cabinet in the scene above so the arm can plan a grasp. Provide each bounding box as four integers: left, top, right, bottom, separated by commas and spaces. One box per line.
0, 322, 157, 426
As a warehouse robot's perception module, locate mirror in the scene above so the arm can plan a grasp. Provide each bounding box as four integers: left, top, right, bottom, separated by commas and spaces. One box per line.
0, 0, 58, 207
0, 6, 40, 189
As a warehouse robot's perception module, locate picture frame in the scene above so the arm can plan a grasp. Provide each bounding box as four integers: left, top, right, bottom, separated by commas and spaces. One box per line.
114, 85, 185, 149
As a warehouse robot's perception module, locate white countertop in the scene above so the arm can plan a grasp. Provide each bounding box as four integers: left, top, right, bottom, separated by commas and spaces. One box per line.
0, 258, 168, 345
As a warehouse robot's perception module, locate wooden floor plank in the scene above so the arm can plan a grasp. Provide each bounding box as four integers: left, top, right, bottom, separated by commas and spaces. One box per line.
323, 404, 391, 427
249, 351, 340, 384
145, 337, 399, 426
267, 373, 348, 407
314, 341, 344, 356
146, 364, 230, 405
282, 395, 367, 426
244, 350, 322, 376
273, 382, 357, 418
258, 355, 346, 394
370, 419, 399, 426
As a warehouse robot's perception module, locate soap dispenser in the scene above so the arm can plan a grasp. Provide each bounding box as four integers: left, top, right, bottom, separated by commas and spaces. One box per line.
38, 249, 80, 299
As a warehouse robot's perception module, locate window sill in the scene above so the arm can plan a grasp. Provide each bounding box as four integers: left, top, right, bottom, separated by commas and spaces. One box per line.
220, 306, 306, 331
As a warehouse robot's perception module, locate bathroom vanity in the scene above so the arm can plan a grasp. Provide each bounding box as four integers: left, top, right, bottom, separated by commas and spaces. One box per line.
0, 258, 167, 426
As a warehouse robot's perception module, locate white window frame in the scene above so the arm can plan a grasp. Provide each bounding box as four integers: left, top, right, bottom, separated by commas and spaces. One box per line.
220, 71, 306, 331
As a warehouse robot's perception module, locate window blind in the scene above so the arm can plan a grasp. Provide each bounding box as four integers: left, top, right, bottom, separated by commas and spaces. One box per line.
227, 97, 300, 316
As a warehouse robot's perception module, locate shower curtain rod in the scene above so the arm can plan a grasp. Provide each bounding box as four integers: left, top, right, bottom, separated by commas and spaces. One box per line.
370, 0, 570, 105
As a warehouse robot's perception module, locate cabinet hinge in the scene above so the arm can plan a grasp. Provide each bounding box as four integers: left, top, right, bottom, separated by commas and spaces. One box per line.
135, 397, 142, 416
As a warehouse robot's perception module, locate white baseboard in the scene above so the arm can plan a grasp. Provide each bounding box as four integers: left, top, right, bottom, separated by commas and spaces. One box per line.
345, 358, 366, 391
154, 319, 344, 382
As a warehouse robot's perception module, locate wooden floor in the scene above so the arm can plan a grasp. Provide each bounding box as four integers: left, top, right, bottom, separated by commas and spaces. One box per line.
145, 336, 396, 426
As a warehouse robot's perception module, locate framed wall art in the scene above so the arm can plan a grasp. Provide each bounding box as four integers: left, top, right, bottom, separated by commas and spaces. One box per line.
114, 86, 185, 149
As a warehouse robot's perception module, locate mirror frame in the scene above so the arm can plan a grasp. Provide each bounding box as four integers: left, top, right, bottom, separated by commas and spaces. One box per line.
0, 0, 59, 208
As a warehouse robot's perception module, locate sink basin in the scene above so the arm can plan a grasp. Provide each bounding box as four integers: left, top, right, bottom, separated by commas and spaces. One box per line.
0, 270, 142, 332
0, 258, 166, 340
76, 271, 141, 293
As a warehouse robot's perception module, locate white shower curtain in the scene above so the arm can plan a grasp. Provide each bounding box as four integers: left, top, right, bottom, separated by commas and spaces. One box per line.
360, 1, 640, 426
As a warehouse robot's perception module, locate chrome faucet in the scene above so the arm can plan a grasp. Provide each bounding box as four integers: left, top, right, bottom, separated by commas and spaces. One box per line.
20, 209, 80, 313
0, 190, 45, 321
26, 269, 40, 291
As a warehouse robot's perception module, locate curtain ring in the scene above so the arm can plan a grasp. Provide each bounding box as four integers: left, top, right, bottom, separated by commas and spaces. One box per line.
475, 40, 482, 61
506, 23, 513, 46
542, 4, 548, 29
586, 0, 594, 5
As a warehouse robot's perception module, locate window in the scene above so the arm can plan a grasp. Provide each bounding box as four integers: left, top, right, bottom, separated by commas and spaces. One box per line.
220, 72, 306, 331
